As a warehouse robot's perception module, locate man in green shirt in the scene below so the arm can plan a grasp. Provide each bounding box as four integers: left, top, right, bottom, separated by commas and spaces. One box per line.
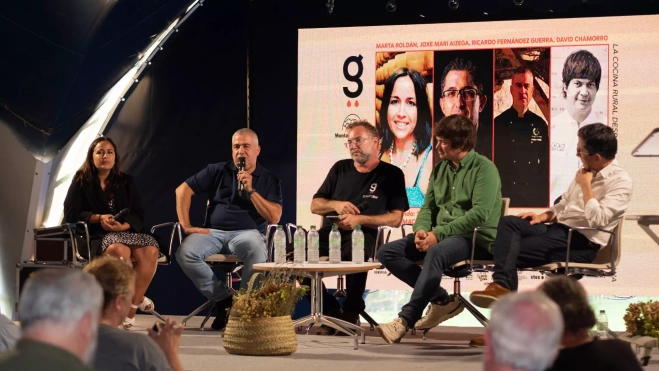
0, 269, 103, 371
376, 114, 502, 344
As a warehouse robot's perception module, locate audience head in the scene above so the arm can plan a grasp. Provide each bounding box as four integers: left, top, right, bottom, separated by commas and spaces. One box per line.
19, 269, 103, 365
539, 276, 596, 337
345, 120, 380, 165
76, 136, 123, 186
438, 57, 487, 128
232, 128, 260, 171
485, 291, 563, 371
83, 256, 136, 326
379, 67, 432, 158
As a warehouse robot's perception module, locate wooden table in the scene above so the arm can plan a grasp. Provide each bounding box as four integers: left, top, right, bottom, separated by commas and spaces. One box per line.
253, 261, 380, 349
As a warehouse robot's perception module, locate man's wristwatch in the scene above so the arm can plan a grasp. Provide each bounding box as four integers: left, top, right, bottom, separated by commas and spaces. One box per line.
247, 189, 258, 197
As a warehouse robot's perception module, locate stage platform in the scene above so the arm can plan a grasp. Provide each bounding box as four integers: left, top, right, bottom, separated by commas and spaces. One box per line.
128, 315, 659, 370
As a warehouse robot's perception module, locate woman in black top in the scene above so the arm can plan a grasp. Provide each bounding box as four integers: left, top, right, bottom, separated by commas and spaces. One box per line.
539, 276, 642, 371
64, 137, 160, 329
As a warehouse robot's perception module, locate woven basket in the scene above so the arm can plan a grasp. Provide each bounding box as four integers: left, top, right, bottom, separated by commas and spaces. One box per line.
222, 273, 298, 356
223, 315, 297, 356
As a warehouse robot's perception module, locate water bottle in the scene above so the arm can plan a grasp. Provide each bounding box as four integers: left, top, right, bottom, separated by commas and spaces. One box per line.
273, 225, 286, 264
293, 226, 306, 264
597, 310, 609, 339
352, 225, 364, 264
329, 225, 341, 263
307, 226, 320, 263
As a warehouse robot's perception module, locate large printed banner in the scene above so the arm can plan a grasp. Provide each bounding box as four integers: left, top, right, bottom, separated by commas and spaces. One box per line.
298, 15, 659, 295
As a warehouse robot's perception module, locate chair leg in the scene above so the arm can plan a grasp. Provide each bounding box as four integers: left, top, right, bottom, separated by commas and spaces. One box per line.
453, 277, 488, 327
182, 300, 215, 327
205, 269, 238, 333
360, 310, 378, 331
200, 302, 218, 331
226, 271, 234, 291
149, 309, 167, 322
333, 275, 347, 298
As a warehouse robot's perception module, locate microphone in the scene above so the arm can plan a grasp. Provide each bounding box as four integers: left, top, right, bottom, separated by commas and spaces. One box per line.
112, 208, 130, 222
357, 202, 369, 212
237, 157, 246, 192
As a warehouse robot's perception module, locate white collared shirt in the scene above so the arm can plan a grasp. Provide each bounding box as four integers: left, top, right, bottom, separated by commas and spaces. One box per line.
549, 160, 632, 246
550, 109, 607, 203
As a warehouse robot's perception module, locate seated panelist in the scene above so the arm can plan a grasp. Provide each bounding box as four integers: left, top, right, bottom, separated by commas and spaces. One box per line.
308, 120, 408, 334
470, 123, 633, 310
64, 137, 160, 329
175, 128, 282, 331
376, 114, 502, 344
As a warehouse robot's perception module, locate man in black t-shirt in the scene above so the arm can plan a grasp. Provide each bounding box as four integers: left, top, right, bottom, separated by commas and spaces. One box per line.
309, 120, 408, 333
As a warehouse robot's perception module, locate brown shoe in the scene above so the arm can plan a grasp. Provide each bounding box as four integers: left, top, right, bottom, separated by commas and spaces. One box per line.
469, 283, 511, 309
469, 335, 485, 347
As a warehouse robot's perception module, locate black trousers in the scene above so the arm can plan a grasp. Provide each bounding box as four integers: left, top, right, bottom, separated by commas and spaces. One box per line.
492, 216, 598, 291
301, 232, 375, 315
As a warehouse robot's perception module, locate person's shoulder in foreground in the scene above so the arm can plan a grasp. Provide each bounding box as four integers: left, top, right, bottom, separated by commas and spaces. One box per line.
94, 324, 172, 371
0, 339, 93, 371
549, 338, 643, 371
0, 313, 19, 351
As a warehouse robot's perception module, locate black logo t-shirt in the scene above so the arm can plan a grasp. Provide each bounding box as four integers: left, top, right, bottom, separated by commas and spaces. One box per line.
313, 159, 409, 239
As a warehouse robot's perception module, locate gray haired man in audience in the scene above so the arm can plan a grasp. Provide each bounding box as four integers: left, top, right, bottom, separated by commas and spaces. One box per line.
0, 269, 103, 371
484, 291, 563, 371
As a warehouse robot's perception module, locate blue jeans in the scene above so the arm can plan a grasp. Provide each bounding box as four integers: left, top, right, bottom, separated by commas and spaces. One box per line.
176, 229, 267, 301
377, 234, 491, 327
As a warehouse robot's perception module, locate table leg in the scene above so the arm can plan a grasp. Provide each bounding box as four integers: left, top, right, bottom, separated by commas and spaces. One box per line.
293, 272, 365, 349
639, 222, 659, 246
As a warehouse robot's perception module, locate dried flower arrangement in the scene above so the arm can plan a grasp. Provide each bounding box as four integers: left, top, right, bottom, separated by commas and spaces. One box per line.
229, 268, 309, 321
624, 300, 659, 339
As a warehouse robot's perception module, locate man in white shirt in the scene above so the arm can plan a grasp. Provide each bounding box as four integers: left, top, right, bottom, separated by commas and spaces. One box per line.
550, 50, 605, 203
470, 123, 632, 309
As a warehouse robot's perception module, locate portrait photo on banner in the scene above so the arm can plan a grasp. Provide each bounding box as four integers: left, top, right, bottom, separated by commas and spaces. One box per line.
549, 45, 609, 204
493, 48, 550, 208
433, 49, 494, 161
375, 51, 434, 208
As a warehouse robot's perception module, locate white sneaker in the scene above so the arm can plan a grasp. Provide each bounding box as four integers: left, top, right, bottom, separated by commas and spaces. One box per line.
414, 300, 464, 330
377, 317, 408, 344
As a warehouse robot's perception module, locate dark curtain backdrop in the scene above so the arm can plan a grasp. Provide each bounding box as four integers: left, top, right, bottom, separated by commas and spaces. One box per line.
104, 0, 253, 315
0, 0, 192, 161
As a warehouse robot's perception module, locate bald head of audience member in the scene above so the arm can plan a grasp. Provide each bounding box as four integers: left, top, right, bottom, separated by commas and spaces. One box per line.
484, 291, 563, 371
18, 269, 103, 365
